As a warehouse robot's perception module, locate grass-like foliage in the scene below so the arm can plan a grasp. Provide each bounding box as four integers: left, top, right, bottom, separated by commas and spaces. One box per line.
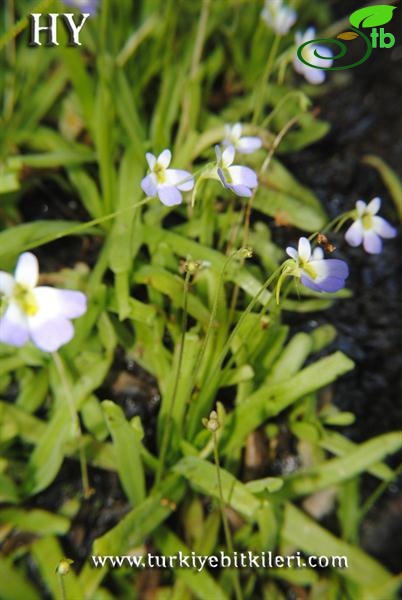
0, 1, 401, 598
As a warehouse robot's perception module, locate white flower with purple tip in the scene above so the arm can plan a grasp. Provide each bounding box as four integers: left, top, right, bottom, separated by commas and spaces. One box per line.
0, 253, 87, 353
141, 150, 194, 207
286, 237, 349, 293
345, 197, 397, 254
223, 123, 262, 155
215, 145, 258, 198
262, 0, 297, 35
294, 27, 333, 85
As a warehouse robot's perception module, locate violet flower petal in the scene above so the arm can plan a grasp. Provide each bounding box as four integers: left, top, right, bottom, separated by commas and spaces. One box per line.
141, 174, 158, 197
363, 230, 382, 254
0, 304, 29, 347
158, 186, 182, 206
372, 216, 397, 239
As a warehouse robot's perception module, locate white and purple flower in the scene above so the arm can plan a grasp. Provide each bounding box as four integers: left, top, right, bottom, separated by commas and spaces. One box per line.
223, 123, 262, 155
215, 145, 258, 198
262, 0, 297, 35
345, 197, 397, 254
62, 0, 99, 15
0, 253, 87, 353
141, 149, 194, 207
286, 237, 349, 293
294, 27, 333, 85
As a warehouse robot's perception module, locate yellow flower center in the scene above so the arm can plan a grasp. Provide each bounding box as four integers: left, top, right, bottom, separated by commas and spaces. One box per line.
154, 163, 166, 184
13, 283, 39, 316
362, 212, 373, 230
299, 259, 317, 280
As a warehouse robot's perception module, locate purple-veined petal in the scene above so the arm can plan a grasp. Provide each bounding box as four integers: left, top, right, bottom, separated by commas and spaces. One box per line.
0, 303, 29, 347
29, 317, 75, 352
372, 216, 397, 239
345, 220, 364, 247
14, 253, 39, 287
165, 169, 194, 191
228, 166, 258, 189
356, 200, 367, 216
145, 153, 156, 170
363, 230, 382, 254
237, 136, 262, 154
298, 237, 311, 261
157, 186, 182, 206
141, 173, 158, 197
157, 149, 171, 169
286, 247, 298, 260
314, 275, 347, 293
221, 145, 235, 168
0, 272, 15, 296
367, 197, 381, 215
33, 287, 87, 319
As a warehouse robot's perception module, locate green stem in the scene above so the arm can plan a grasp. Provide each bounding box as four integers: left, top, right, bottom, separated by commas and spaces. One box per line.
253, 32, 281, 125
53, 352, 91, 499
156, 270, 192, 485
57, 573, 67, 600
19, 197, 152, 255
213, 431, 243, 600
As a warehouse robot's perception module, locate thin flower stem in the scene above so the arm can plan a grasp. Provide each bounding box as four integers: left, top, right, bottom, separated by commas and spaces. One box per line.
253, 32, 281, 125
18, 197, 152, 256
156, 270, 192, 485
53, 352, 91, 499
57, 573, 67, 600
212, 431, 243, 600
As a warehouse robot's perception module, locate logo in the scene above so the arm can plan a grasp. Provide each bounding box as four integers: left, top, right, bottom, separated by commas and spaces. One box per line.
297, 5, 397, 71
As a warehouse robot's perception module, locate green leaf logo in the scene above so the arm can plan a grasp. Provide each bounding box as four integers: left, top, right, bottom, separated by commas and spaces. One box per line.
349, 5, 396, 29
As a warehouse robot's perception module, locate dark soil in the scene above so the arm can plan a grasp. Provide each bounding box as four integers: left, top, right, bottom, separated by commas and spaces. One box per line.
284, 6, 402, 572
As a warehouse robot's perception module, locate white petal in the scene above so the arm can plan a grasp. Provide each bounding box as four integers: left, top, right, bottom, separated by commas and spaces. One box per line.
345, 220, 364, 247
237, 136, 262, 154
215, 145, 222, 162
145, 152, 156, 170
0, 272, 15, 296
33, 287, 87, 319
165, 169, 194, 191
298, 237, 311, 261
14, 253, 39, 288
312, 247, 324, 260
367, 197, 381, 215
312, 44, 333, 69
228, 166, 258, 188
356, 200, 367, 217
157, 149, 171, 169
222, 145, 235, 168
286, 247, 298, 260
372, 216, 397, 239
0, 303, 29, 347
232, 123, 242, 140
